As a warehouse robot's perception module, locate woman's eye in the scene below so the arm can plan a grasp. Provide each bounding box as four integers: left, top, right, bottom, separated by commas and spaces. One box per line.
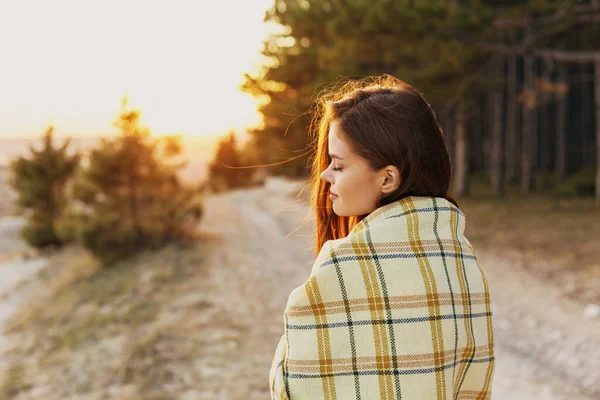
328, 159, 341, 171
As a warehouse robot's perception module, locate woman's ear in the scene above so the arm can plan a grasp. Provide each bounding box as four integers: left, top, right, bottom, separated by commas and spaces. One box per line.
380, 165, 400, 194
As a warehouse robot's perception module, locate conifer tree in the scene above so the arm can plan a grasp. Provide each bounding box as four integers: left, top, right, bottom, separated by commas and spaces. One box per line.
208, 130, 254, 191
9, 126, 80, 247
243, 0, 600, 197
242, 0, 495, 178
68, 99, 203, 266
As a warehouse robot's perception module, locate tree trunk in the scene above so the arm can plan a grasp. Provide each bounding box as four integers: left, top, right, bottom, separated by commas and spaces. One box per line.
595, 58, 600, 199
580, 64, 591, 169
453, 101, 470, 196
472, 97, 485, 173
440, 108, 454, 166
539, 92, 551, 171
491, 56, 505, 195
555, 64, 568, 180
522, 50, 537, 192
485, 94, 494, 180
506, 55, 518, 183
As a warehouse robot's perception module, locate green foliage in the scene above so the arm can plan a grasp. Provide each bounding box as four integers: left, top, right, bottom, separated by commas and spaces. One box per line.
208, 131, 257, 191
20, 211, 64, 248
9, 126, 80, 248
533, 171, 560, 193
241, 0, 598, 189
241, 0, 502, 178
65, 99, 204, 266
554, 168, 596, 198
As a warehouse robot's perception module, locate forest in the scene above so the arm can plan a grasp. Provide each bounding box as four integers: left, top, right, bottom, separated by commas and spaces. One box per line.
240, 0, 600, 199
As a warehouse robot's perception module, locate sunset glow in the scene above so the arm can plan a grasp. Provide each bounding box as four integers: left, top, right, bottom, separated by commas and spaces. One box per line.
0, 0, 277, 138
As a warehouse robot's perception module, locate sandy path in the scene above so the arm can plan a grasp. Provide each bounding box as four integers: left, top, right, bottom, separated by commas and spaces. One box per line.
191, 178, 315, 399
2, 177, 597, 399
196, 177, 598, 399
0, 217, 47, 373
483, 248, 600, 398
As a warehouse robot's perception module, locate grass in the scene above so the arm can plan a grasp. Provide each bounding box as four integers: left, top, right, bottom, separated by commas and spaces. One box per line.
0, 364, 27, 400
457, 177, 600, 303
1, 241, 209, 398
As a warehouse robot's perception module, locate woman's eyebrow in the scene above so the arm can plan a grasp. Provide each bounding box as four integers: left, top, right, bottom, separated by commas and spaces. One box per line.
329, 153, 344, 160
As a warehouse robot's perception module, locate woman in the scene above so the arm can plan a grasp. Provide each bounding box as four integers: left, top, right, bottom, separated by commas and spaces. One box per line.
269, 75, 495, 399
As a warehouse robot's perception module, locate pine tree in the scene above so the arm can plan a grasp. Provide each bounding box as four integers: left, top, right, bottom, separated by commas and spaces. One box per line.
242, 0, 495, 179
67, 99, 203, 266
9, 126, 80, 247
208, 130, 254, 191
243, 0, 600, 197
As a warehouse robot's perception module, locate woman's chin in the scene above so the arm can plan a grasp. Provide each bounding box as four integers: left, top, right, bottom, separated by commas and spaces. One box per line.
332, 202, 339, 214
332, 203, 347, 217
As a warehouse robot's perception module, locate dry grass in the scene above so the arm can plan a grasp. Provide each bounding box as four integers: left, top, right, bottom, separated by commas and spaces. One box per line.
0, 364, 27, 400
458, 180, 600, 304
1, 241, 209, 399
5, 246, 100, 333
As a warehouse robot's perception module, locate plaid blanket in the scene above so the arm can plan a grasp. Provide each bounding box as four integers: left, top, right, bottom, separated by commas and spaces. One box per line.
269, 196, 495, 399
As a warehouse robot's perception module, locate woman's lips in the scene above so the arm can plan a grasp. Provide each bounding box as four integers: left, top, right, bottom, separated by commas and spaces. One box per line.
329, 192, 338, 200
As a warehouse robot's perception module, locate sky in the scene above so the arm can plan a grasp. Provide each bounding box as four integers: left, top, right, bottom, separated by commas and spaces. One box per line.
0, 0, 278, 138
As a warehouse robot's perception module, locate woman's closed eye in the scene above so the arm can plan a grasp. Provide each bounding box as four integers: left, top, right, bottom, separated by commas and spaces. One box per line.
329, 159, 342, 172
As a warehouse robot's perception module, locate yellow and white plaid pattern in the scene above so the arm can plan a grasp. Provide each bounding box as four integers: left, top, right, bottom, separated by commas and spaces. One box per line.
269, 196, 495, 399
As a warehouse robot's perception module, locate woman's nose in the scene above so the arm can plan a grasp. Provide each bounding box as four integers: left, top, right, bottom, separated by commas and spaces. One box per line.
320, 168, 330, 182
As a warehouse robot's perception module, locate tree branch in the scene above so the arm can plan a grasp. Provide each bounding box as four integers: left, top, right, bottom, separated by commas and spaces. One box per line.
493, 4, 598, 28
474, 42, 600, 64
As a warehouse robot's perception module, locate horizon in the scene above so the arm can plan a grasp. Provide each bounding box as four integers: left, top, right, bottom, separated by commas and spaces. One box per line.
0, 130, 250, 171
0, 0, 277, 138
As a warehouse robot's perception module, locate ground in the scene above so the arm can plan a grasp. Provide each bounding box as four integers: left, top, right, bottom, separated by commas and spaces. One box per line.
0, 176, 599, 399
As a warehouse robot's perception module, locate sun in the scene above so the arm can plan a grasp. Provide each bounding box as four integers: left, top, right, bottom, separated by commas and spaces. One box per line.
0, 0, 275, 139
125, 85, 263, 138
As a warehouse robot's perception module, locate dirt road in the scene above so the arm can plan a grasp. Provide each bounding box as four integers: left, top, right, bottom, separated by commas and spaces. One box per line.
0, 217, 47, 375
1, 177, 598, 399
197, 177, 599, 399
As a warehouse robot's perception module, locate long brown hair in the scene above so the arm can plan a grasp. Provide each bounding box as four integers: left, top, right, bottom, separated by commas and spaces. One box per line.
308, 74, 457, 258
